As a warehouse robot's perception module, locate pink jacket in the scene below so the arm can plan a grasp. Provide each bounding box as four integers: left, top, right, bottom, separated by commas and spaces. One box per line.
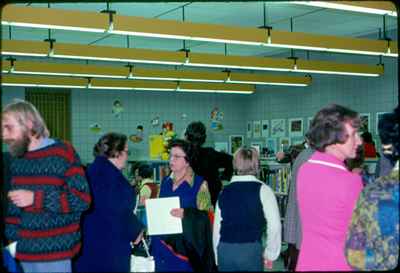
296, 151, 363, 271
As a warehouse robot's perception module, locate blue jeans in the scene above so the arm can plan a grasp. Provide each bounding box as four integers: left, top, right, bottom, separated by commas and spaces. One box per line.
21, 259, 71, 273
217, 241, 263, 272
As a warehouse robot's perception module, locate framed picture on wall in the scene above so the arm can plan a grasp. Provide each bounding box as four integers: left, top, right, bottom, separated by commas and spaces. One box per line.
376, 112, 389, 134
289, 118, 303, 137
261, 120, 269, 137
253, 120, 262, 138
279, 137, 291, 152
359, 113, 370, 133
251, 141, 263, 155
214, 142, 228, 153
266, 138, 277, 155
229, 135, 244, 155
271, 119, 285, 138
246, 121, 252, 138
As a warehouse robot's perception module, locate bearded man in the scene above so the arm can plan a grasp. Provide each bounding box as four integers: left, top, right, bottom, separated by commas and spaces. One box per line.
2, 99, 91, 273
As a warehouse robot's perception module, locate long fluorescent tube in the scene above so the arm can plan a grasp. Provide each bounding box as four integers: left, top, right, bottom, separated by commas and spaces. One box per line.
1, 40, 384, 77
1, 4, 397, 57
290, 1, 397, 17
0, 60, 312, 86
1, 74, 255, 94
266, 29, 398, 58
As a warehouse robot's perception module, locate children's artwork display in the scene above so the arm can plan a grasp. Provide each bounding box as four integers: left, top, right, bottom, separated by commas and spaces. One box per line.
215, 142, 228, 153
229, 135, 244, 155
359, 113, 370, 133
261, 120, 269, 137
112, 99, 124, 118
253, 120, 261, 138
271, 119, 285, 138
89, 123, 102, 134
210, 107, 224, 131
289, 118, 303, 137
129, 125, 144, 143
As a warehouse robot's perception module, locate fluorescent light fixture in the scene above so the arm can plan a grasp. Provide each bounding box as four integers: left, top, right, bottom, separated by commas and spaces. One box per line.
264, 29, 398, 58
1, 4, 397, 57
294, 59, 383, 77
1, 40, 384, 77
1, 60, 312, 86
1, 4, 109, 32
1, 74, 255, 94
290, 1, 397, 17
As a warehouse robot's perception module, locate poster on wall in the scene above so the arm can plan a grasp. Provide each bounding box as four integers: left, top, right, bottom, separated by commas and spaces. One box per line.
210, 107, 224, 131
215, 142, 228, 153
246, 121, 252, 138
359, 113, 370, 133
129, 125, 144, 143
271, 119, 285, 138
89, 123, 102, 134
289, 118, 303, 137
261, 120, 269, 137
229, 135, 244, 155
112, 99, 124, 119
253, 121, 261, 138
279, 137, 291, 152
251, 141, 263, 155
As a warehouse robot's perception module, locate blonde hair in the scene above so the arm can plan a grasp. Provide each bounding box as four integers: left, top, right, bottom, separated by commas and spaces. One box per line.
2, 99, 49, 138
233, 147, 259, 176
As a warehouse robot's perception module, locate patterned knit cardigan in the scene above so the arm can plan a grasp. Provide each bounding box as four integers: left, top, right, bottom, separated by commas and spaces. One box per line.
5, 140, 91, 261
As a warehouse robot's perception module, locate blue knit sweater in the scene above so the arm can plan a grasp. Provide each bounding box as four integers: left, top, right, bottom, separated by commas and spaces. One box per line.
5, 140, 91, 261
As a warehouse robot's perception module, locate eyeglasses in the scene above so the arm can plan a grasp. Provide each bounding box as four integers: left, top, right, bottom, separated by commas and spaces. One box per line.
169, 154, 186, 160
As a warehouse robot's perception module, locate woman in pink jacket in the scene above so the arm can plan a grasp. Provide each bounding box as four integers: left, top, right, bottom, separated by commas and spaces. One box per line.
296, 104, 363, 271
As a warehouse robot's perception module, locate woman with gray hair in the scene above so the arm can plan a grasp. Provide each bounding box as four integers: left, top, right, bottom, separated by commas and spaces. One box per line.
213, 147, 281, 271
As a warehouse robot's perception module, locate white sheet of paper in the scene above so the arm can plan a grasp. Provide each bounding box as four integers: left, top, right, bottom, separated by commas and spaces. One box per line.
145, 196, 183, 235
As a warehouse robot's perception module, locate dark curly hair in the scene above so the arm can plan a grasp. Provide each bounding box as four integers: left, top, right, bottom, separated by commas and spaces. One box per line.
378, 105, 399, 162
168, 138, 197, 167
93, 132, 127, 158
306, 104, 361, 152
185, 121, 206, 147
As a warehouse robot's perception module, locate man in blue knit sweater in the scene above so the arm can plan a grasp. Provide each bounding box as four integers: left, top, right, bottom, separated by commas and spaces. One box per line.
2, 99, 91, 273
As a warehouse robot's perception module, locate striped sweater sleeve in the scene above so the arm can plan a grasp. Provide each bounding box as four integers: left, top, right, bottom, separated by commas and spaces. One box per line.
30, 142, 91, 214
5, 201, 21, 242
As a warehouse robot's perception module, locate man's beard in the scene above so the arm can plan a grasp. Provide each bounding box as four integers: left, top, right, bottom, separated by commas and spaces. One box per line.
6, 134, 31, 157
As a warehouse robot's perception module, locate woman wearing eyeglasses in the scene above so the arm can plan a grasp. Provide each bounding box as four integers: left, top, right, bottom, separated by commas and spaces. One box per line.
74, 132, 144, 272
151, 138, 216, 272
